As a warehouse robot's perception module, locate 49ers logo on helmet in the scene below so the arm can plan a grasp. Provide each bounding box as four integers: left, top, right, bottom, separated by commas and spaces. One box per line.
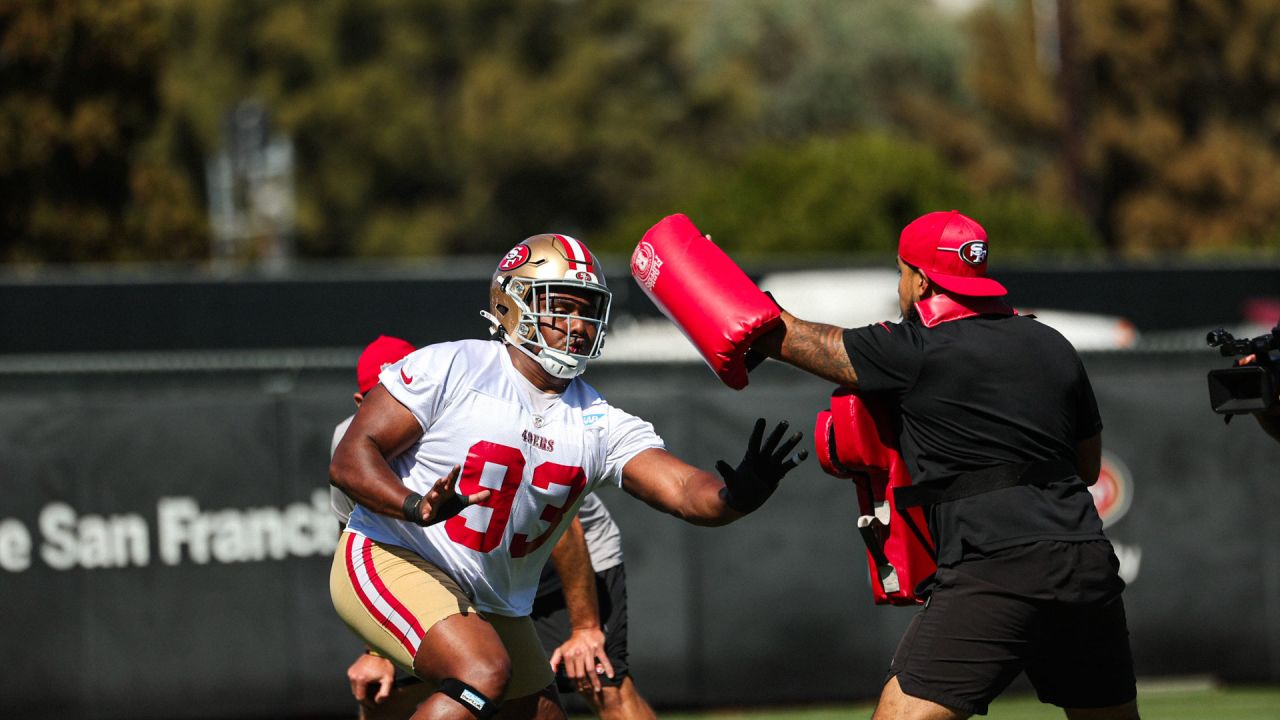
499, 245, 531, 271
959, 240, 988, 266
631, 241, 663, 290
1088, 451, 1133, 528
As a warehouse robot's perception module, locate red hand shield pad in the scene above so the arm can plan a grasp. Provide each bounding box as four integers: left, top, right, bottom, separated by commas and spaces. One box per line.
630, 214, 781, 390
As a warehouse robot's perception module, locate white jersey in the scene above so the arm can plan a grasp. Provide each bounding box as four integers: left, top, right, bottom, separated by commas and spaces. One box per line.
336, 416, 623, 574
344, 339, 663, 616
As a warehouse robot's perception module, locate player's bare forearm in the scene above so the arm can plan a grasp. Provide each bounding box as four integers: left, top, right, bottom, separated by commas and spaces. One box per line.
549, 517, 615, 687
329, 386, 426, 520
330, 435, 416, 519
551, 518, 601, 629
755, 311, 859, 388
655, 469, 744, 526
621, 449, 744, 526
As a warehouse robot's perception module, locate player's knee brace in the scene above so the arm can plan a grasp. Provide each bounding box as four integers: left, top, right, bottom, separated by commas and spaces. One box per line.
436, 678, 498, 720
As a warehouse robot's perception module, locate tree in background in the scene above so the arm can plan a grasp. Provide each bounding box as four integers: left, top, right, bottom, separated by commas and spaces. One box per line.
688, 0, 968, 140
599, 131, 1094, 259
0, 0, 204, 263
601, 0, 1095, 259
964, 0, 1280, 254
5, 0, 1280, 263
0, 0, 1098, 264
161, 0, 741, 259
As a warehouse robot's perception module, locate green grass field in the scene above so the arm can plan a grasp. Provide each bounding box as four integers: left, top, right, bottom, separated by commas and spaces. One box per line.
655, 683, 1280, 720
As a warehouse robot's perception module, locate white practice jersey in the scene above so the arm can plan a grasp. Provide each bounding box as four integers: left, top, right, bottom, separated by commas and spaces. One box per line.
337, 415, 623, 573
344, 339, 663, 616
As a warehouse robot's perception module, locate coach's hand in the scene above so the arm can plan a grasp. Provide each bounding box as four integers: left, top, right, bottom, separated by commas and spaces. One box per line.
347, 651, 395, 708
717, 418, 808, 514
402, 465, 492, 526
551, 626, 615, 694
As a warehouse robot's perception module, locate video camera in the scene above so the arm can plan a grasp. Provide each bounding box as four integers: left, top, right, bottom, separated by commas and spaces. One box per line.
1206, 324, 1280, 415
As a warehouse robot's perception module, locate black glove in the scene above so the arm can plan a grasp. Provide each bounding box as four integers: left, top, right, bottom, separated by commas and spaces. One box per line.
401, 465, 475, 526
716, 418, 808, 514
402, 491, 468, 526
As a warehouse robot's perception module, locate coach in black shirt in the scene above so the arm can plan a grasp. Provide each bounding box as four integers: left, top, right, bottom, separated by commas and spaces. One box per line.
753, 210, 1138, 720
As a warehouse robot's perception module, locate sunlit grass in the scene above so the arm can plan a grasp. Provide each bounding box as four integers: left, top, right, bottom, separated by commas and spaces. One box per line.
649, 683, 1280, 720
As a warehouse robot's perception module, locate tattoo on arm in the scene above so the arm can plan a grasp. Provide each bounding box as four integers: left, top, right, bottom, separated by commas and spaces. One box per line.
780, 317, 859, 387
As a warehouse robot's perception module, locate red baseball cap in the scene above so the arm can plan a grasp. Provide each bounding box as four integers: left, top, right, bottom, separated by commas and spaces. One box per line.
356, 335, 416, 394
897, 210, 1007, 297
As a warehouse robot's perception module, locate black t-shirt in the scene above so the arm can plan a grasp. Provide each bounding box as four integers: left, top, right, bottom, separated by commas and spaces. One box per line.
843, 313, 1106, 566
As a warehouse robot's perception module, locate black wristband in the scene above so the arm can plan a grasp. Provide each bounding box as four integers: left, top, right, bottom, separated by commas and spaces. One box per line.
401, 492, 425, 525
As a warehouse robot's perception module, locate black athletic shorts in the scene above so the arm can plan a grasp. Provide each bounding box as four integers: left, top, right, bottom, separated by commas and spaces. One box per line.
887, 540, 1136, 716
531, 563, 631, 691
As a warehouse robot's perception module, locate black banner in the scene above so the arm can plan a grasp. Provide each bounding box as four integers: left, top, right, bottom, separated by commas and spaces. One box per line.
0, 352, 1276, 717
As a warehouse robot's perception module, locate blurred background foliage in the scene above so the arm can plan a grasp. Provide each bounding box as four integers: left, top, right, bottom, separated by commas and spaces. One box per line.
1, 0, 1279, 264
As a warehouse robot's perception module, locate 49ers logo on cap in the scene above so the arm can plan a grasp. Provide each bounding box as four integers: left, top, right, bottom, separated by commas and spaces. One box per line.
958, 240, 987, 266
1088, 451, 1133, 528
631, 241, 663, 290
499, 244, 531, 271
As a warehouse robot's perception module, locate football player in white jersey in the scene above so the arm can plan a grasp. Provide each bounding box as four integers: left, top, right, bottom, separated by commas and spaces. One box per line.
329, 234, 807, 720
331, 337, 647, 719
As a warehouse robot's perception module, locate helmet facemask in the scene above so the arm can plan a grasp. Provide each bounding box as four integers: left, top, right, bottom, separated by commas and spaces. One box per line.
484, 234, 612, 379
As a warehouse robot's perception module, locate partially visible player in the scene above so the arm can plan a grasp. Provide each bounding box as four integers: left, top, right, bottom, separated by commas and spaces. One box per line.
535, 495, 657, 720
332, 335, 418, 533
331, 336, 424, 719
329, 234, 807, 720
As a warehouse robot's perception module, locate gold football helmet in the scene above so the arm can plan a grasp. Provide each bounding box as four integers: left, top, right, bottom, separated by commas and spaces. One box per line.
482, 234, 611, 379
